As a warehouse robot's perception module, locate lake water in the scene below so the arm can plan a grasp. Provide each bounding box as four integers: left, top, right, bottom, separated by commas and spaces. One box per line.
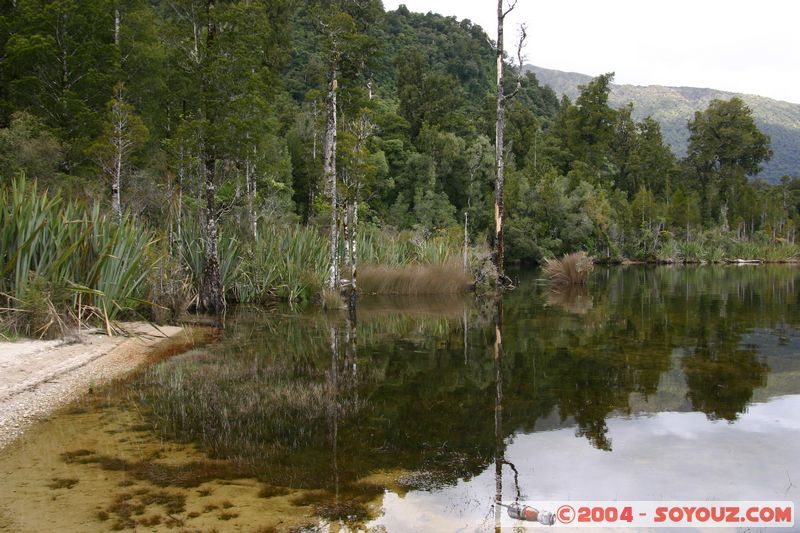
1, 266, 799, 532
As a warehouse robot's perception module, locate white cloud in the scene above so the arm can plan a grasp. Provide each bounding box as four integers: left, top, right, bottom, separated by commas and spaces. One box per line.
384, 0, 800, 103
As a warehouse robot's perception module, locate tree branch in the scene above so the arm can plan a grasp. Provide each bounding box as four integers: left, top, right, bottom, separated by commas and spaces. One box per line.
504, 24, 527, 102
502, 0, 519, 19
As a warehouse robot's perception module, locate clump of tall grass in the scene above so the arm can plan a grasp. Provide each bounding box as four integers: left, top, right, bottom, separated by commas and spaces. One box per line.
355, 226, 473, 295
0, 176, 157, 337
233, 224, 328, 303
359, 260, 472, 295
359, 226, 458, 266
543, 251, 594, 285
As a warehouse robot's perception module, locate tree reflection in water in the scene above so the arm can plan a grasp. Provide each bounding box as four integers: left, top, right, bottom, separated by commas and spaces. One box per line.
131, 266, 798, 522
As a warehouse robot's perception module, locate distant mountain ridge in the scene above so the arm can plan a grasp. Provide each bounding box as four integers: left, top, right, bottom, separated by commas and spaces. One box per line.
526, 65, 800, 183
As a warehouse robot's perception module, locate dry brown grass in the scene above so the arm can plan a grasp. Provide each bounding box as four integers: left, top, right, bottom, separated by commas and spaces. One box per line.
358, 260, 472, 295
543, 252, 594, 285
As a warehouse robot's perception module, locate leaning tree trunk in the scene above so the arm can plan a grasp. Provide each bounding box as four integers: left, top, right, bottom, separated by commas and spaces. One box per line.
324, 62, 339, 290
494, 0, 507, 279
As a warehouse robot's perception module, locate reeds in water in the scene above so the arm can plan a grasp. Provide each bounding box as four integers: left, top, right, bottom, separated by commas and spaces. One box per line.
358, 260, 472, 295
543, 251, 594, 285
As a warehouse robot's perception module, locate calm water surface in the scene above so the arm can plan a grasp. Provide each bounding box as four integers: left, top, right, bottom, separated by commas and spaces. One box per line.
1, 266, 799, 532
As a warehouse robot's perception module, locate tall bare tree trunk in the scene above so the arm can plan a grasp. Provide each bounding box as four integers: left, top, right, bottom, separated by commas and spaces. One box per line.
175, 144, 184, 247
494, 1, 525, 283
246, 144, 257, 240
348, 197, 358, 315
114, 7, 120, 47
343, 169, 351, 271
112, 0, 123, 224
494, 0, 507, 279
111, 117, 123, 224
324, 62, 339, 290
200, 155, 222, 313
199, 1, 223, 314
308, 101, 319, 222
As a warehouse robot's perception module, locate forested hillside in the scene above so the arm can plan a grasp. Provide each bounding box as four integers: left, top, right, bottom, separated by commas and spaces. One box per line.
528, 65, 800, 183
2, 0, 800, 311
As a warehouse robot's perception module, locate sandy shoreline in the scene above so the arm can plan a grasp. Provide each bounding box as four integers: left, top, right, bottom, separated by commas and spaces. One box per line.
0, 323, 189, 452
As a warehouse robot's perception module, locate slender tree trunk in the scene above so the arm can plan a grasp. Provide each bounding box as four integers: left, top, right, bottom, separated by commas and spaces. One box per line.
200, 155, 223, 313
246, 144, 257, 240
348, 196, 358, 315
343, 171, 351, 271
324, 62, 339, 290
199, 1, 223, 314
463, 211, 469, 273
176, 144, 184, 246
494, 0, 506, 279
110, 96, 124, 223
308, 101, 319, 222
112, 133, 122, 223
114, 7, 120, 47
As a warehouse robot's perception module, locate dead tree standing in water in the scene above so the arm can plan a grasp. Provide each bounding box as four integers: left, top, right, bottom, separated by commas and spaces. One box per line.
494, 0, 526, 282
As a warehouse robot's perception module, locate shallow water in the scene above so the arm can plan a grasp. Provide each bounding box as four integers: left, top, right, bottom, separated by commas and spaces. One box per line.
1, 265, 800, 532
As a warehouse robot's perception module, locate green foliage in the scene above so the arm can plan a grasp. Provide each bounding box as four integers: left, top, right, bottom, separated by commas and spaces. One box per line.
179, 218, 240, 304
234, 224, 328, 303
529, 64, 800, 184
0, 112, 64, 185
1, 0, 798, 284
686, 97, 773, 224
0, 176, 157, 336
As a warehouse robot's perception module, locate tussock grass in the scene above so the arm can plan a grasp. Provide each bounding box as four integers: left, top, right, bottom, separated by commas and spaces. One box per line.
543, 252, 594, 285
359, 260, 471, 295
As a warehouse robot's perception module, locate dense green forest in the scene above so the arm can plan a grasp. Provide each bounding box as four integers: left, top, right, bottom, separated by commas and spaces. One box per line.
2, 1, 800, 329
529, 64, 800, 183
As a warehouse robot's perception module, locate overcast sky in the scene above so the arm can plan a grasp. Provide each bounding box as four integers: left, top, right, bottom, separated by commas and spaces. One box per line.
382, 0, 800, 104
